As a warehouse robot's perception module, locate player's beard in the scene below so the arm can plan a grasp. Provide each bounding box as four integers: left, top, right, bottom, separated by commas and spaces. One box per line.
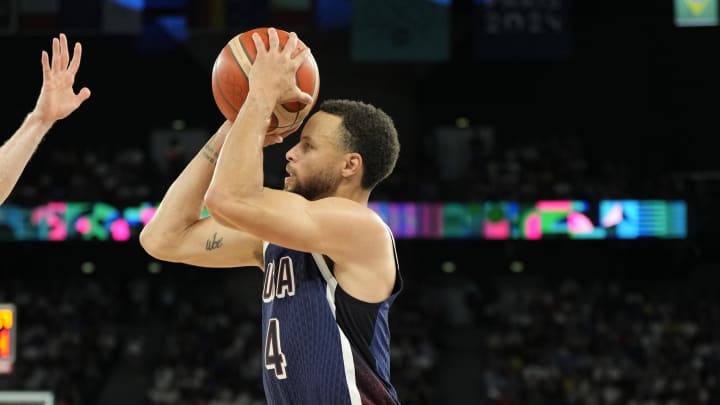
285, 168, 340, 201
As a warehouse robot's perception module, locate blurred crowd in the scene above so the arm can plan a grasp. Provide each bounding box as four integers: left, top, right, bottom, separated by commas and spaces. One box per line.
0, 266, 438, 405
404, 129, 689, 203
1, 261, 719, 404
4, 125, 696, 207
429, 271, 720, 405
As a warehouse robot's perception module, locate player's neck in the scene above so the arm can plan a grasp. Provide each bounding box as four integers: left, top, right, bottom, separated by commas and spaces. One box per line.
332, 183, 370, 205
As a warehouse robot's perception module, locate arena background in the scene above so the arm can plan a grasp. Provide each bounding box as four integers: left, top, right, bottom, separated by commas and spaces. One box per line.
1, 1, 719, 404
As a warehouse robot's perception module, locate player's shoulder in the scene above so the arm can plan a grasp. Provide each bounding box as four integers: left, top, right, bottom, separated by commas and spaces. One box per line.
325, 197, 383, 214
314, 197, 388, 231
313, 196, 373, 213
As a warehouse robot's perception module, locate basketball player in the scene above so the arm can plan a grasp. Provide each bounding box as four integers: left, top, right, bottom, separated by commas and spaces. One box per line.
140, 28, 403, 404
0, 33, 91, 205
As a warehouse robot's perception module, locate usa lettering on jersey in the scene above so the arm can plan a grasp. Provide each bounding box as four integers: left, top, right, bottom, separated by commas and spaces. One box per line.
262, 256, 296, 379
262, 256, 296, 302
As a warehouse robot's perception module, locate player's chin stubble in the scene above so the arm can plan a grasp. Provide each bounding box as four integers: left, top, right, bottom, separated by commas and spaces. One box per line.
285, 174, 337, 201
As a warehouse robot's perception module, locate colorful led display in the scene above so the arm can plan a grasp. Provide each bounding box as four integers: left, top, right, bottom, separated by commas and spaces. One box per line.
0, 200, 687, 241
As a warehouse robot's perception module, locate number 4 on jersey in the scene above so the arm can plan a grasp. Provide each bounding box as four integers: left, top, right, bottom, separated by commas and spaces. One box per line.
265, 318, 287, 379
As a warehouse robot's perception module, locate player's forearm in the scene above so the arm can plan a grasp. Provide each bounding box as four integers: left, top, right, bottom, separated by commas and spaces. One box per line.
145, 131, 226, 235
211, 94, 274, 199
0, 112, 54, 204
204, 95, 273, 232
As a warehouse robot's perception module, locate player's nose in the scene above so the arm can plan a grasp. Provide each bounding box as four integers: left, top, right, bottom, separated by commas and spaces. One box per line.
285, 145, 297, 161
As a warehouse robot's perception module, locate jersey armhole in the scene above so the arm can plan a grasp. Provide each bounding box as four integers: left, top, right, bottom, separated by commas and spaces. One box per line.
262, 241, 270, 269
384, 225, 403, 296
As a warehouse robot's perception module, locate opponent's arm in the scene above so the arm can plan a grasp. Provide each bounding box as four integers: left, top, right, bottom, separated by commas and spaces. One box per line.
0, 33, 91, 205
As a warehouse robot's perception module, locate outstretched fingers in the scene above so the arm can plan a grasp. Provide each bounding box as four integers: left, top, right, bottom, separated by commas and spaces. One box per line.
59, 33, 70, 70
68, 42, 83, 76
40, 50, 51, 82
76, 86, 92, 102
43, 33, 84, 83
51, 36, 60, 72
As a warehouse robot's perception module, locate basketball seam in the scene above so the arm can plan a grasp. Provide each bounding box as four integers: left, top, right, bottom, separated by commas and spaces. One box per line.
280, 103, 297, 113
270, 111, 278, 130
232, 40, 251, 83
278, 112, 300, 128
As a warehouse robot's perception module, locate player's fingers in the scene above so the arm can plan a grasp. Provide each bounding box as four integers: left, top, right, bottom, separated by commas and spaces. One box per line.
51, 37, 60, 71
76, 87, 91, 102
40, 50, 51, 82
292, 46, 311, 67
264, 135, 283, 147
285, 32, 299, 56
252, 32, 266, 55
267, 27, 280, 51
297, 91, 313, 106
68, 42, 82, 75
59, 33, 70, 69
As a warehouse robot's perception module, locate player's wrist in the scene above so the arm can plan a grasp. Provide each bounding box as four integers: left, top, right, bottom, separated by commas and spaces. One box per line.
244, 91, 277, 116
24, 110, 55, 129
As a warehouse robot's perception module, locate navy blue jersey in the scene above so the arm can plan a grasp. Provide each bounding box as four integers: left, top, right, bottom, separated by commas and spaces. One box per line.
260, 234, 402, 404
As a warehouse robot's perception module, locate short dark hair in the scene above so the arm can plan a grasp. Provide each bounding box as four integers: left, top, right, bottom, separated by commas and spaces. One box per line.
318, 99, 400, 190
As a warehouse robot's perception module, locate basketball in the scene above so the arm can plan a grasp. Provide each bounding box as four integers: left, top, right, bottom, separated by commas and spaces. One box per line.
211, 27, 320, 138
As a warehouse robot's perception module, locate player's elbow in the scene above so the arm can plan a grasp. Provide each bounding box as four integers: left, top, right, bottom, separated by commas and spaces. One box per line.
139, 225, 176, 263
138, 226, 162, 259
204, 188, 236, 229
205, 188, 257, 231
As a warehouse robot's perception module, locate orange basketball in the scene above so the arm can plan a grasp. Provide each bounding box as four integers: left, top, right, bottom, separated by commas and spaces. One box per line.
211, 27, 320, 138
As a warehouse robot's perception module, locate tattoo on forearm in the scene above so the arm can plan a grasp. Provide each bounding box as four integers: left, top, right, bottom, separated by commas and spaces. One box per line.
202, 144, 219, 164
206, 232, 224, 251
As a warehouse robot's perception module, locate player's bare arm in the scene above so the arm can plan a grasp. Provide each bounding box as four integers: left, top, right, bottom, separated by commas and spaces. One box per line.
0, 33, 90, 205
209, 188, 395, 300
140, 121, 264, 269
141, 215, 264, 269
209, 189, 385, 260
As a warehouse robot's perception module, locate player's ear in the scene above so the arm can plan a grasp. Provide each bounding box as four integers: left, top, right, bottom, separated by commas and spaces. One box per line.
342, 152, 362, 178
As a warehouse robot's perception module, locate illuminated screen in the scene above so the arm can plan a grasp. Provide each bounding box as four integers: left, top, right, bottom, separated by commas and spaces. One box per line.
369, 200, 687, 240
0, 200, 687, 241
674, 0, 718, 26
0, 202, 155, 242
0, 304, 16, 372
0, 391, 54, 405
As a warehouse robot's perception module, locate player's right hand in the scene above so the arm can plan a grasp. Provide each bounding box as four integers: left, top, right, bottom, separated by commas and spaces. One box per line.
34, 33, 91, 124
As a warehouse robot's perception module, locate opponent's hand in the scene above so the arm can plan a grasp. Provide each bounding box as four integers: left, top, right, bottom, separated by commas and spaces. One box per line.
33, 33, 91, 124
248, 27, 314, 107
